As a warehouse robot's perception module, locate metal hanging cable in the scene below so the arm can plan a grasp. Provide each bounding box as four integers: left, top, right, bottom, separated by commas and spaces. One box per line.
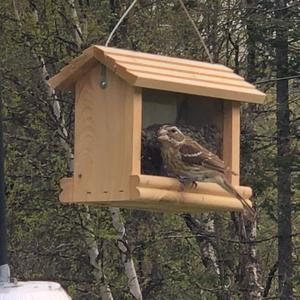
105, 0, 138, 46
178, 0, 213, 63
105, 0, 213, 63
105, 0, 214, 64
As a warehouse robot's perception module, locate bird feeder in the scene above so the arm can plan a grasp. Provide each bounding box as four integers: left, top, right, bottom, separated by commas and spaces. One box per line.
49, 46, 265, 213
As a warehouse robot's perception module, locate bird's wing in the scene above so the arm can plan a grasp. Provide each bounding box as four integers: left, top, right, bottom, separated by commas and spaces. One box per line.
179, 140, 225, 174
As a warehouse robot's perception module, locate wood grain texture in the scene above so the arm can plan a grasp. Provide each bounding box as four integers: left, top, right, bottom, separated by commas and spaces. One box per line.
131, 87, 142, 174
125, 65, 255, 89
98, 53, 240, 80
95, 46, 265, 103
130, 187, 251, 212
48, 47, 97, 90
72, 65, 141, 202
59, 177, 74, 203
49, 45, 265, 104
133, 72, 264, 103
60, 174, 252, 212
95, 46, 233, 72
223, 101, 240, 185
130, 175, 252, 199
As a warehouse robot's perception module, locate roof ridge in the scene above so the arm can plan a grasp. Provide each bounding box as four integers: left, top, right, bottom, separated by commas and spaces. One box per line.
48, 45, 265, 104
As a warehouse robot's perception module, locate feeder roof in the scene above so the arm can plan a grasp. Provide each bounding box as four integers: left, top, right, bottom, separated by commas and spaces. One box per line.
49, 45, 265, 104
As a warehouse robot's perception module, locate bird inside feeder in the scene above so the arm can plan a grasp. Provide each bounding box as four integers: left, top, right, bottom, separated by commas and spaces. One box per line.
140, 88, 255, 218
141, 88, 222, 174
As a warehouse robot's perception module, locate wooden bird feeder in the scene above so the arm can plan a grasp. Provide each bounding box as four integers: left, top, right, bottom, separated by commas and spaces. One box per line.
49, 46, 265, 213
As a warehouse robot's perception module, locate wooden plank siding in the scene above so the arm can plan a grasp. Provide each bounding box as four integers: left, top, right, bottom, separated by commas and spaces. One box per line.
71, 66, 142, 202
49, 45, 265, 104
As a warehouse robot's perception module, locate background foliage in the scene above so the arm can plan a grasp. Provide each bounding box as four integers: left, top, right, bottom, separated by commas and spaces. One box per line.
1, 0, 299, 299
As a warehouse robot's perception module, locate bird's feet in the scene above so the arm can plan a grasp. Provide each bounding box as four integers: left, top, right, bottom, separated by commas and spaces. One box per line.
176, 176, 197, 192
190, 181, 198, 189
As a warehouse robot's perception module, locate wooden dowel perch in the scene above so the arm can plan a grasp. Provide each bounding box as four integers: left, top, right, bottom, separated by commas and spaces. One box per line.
59, 175, 252, 212
129, 175, 252, 212
130, 175, 252, 198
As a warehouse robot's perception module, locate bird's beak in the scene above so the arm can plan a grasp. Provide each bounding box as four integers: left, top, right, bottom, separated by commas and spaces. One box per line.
158, 128, 169, 142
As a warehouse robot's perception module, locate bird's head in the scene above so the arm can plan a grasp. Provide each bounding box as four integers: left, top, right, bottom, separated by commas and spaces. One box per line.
157, 125, 185, 147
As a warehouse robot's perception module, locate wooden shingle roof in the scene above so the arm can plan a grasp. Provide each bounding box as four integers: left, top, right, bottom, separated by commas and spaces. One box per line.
49, 45, 265, 103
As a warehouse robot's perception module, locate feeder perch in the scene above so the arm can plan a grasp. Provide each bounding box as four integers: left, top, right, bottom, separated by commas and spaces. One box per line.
49, 46, 265, 213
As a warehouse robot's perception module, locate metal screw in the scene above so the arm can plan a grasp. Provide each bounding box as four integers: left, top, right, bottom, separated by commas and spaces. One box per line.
100, 80, 107, 89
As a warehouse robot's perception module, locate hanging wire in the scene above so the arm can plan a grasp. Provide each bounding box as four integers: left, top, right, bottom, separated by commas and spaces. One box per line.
178, 0, 213, 63
105, 0, 213, 64
105, 0, 138, 47
255, 74, 300, 84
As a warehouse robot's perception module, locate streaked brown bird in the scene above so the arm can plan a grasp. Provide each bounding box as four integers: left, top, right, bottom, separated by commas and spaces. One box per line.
157, 124, 255, 219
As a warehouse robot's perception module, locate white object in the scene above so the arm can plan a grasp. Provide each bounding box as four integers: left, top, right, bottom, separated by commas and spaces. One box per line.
0, 281, 71, 300
0, 265, 10, 283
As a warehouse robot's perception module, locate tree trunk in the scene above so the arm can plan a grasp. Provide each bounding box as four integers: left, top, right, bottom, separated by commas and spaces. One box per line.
238, 2, 264, 299
68, 0, 83, 49
0, 67, 10, 283
245, 0, 256, 83
275, 1, 293, 299
110, 207, 142, 300
207, 0, 220, 62
240, 219, 263, 300
183, 213, 231, 300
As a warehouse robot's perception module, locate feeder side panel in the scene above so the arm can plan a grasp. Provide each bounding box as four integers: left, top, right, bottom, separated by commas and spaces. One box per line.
223, 101, 240, 185
72, 65, 141, 202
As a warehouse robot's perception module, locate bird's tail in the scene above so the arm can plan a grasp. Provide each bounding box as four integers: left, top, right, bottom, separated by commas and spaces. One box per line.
216, 175, 256, 221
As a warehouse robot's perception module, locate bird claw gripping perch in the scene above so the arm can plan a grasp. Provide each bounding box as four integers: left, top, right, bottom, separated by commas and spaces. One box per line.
176, 176, 198, 192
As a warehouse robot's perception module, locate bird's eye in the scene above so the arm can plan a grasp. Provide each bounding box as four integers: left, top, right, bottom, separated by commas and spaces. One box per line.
171, 129, 177, 133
